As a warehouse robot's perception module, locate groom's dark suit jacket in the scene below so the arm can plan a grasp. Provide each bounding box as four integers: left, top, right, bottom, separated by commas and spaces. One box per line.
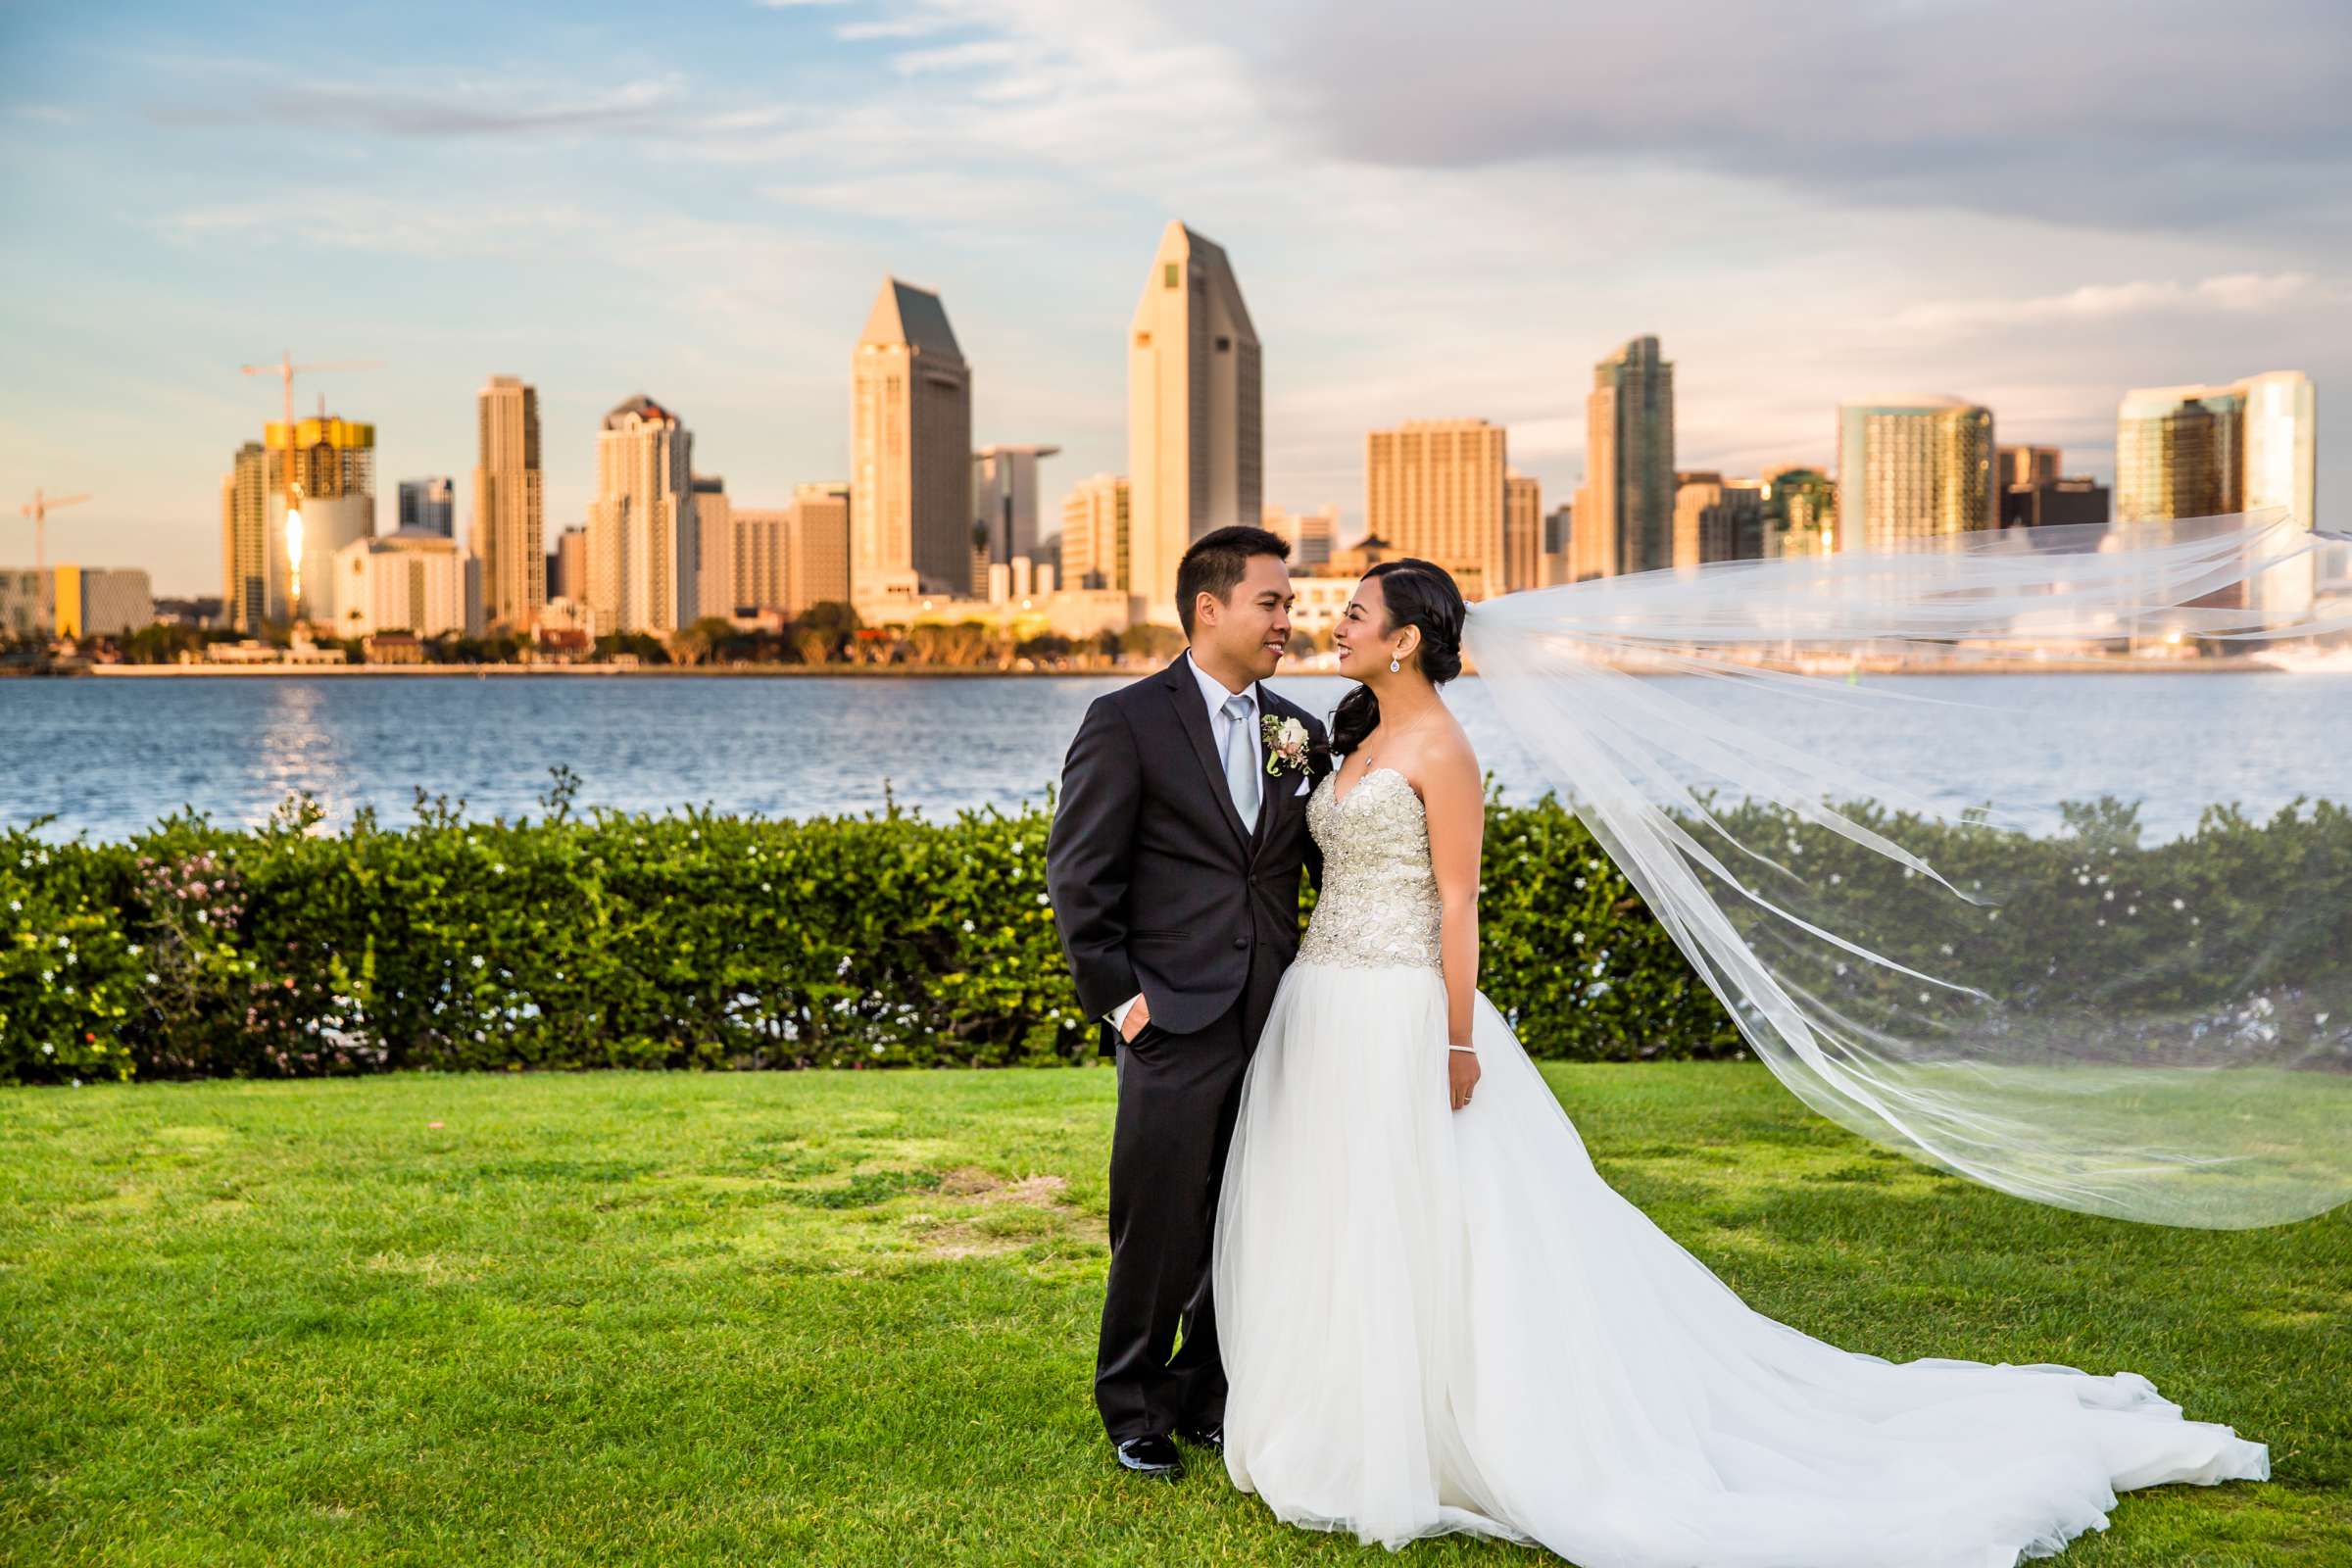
1048, 655, 1330, 1054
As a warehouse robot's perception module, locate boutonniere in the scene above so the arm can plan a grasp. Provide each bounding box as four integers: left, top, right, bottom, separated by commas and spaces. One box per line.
1260, 713, 1311, 777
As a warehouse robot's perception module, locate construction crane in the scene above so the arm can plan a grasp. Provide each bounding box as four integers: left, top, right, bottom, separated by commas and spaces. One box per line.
238, 352, 381, 621
17, 488, 91, 573
238, 351, 383, 444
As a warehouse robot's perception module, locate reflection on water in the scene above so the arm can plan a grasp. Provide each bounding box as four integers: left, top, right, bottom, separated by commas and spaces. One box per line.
0, 671, 2346, 843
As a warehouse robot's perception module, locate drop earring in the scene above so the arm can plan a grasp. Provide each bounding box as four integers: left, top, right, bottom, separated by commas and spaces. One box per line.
1389, 654, 1402, 673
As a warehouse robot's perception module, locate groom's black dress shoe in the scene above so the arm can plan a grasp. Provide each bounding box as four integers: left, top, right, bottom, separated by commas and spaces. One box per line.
1113, 1435, 1184, 1478
1177, 1422, 1224, 1452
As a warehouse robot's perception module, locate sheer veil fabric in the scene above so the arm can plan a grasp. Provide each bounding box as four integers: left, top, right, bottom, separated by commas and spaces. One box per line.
1460, 510, 2352, 1229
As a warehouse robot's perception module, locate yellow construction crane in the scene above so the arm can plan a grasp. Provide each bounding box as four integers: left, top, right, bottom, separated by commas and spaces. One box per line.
17, 488, 91, 573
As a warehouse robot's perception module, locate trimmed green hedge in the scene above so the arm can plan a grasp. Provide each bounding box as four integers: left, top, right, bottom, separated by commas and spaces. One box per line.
4, 783, 2345, 1083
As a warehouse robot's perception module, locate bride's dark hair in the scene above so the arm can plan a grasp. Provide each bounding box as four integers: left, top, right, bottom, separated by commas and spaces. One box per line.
1331, 559, 1468, 757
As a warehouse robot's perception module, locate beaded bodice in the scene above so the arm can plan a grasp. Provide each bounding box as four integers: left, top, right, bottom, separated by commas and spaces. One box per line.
1296, 766, 1444, 973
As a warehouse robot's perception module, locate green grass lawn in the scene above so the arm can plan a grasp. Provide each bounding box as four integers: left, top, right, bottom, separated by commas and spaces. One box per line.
2, 1062, 2344, 1567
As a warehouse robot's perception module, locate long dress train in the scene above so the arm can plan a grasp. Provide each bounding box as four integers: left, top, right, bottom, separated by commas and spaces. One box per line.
1211, 764, 2267, 1568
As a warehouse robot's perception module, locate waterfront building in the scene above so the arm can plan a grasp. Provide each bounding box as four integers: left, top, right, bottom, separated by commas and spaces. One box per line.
471, 376, 545, 629
1059, 474, 1132, 593
1573, 335, 1676, 579
1365, 418, 1507, 601
1129, 220, 1262, 625
853, 278, 972, 604
1672, 471, 1764, 566
588, 394, 695, 635
1835, 397, 1996, 551
333, 530, 467, 639
398, 475, 456, 537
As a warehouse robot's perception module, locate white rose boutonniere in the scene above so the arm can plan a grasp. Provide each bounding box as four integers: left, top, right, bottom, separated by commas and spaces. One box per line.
1261, 713, 1312, 777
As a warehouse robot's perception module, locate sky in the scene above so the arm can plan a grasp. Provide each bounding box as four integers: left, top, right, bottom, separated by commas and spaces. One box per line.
4, 0, 2348, 595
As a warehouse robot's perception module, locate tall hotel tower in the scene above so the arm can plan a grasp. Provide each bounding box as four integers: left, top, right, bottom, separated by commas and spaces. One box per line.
1129, 221, 1262, 625
852, 278, 973, 604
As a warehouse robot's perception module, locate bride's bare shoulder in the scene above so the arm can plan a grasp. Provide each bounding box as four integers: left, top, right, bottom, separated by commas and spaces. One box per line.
1400, 714, 1480, 803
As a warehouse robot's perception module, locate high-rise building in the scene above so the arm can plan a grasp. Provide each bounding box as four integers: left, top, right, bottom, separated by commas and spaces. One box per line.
1365, 419, 1508, 601
1129, 221, 1262, 624
1059, 474, 1132, 592
1573, 336, 1676, 579
589, 394, 695, 635
692, 475, 733, 620
973, 444, 1061, 575
1541, 502, 1575, 586
1263, 503, 1338, 569
733, 486, 852, 617
853, 278, 972, 604
1672, 471, 1764, 566
471, 376, 544, 630
265, 414, 376, 626
550, 524, 587, 605
1996, 445, 2062, 490
399, 475, 456, 537
789, 481, 852, 612
1504, 470, 1543, 592
733, 509, 788, 613
2118, 371, 2318, 618
221, 439, 270, 632
1835, 397, 1995, 551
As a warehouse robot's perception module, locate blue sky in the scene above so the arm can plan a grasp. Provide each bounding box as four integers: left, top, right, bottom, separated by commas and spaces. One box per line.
5, 0, 2347, 594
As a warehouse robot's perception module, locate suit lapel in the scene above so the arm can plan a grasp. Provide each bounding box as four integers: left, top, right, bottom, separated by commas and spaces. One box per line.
1249, 686, 1292, 860
1163, 655, 1251, 855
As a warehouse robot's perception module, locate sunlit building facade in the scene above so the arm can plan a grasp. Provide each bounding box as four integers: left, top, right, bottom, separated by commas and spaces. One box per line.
1059, 474, 1132, 593
472, 376, 544, 630
1574, 336, 1676, 579
1834, 398, 1995, 551
1365, 418, 1507, 600
853, 278, 972, 605
2118, 371, 2319, 618
589, 394, 695, 635
1129, 221, 1261, 625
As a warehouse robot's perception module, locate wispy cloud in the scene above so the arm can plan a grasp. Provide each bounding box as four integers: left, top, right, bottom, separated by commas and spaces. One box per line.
836, 17, 956, 39
1896, 273, 2328, 334
891, 40, 1023, 74
149, 73, 686, 137
146, 197, 604, 259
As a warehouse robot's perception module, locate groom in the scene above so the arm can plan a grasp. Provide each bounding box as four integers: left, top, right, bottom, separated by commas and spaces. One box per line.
1046, 524, 1330, 1481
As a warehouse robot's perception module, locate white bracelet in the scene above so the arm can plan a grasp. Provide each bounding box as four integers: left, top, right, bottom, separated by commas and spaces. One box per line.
1448, 1045, 1477, 1054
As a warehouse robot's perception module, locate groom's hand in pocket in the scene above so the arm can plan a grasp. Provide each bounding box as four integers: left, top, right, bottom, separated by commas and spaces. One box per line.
1120, 992, 1152, 1043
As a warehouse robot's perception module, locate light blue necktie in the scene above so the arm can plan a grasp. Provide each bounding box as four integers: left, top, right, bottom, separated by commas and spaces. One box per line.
1222, 692, 1261, 828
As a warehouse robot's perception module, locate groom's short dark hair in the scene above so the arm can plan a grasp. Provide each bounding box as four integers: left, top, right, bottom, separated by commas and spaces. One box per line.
1177, 525, 1291, 638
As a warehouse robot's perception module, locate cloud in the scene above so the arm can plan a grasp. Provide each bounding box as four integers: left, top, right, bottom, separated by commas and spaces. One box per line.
1895, 272, 2328, 334
891, 41, 1024, 74
146, 197, 603, 259
1230, 0, 2352, 232
149, 73, 687, 137
836, 17, 956, 39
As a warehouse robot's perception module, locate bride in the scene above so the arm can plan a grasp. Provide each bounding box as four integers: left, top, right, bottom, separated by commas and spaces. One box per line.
1210, 557, 2271, 1568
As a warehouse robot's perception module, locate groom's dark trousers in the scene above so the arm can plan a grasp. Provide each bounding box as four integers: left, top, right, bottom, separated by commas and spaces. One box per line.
1045, 654, 1326, 1445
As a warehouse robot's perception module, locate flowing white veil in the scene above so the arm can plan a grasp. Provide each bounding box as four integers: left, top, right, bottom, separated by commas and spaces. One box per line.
1462, 509, 2352, 1229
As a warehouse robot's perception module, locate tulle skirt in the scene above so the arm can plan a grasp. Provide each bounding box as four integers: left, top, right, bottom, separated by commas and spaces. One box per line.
1209, 959, 2270, 1567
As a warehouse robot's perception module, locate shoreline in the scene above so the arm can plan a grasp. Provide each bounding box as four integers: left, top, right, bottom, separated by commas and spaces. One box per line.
39, 656, 2320, 678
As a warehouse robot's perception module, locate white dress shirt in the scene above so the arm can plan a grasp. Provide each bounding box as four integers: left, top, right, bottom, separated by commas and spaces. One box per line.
1108, 651, 1257, 1033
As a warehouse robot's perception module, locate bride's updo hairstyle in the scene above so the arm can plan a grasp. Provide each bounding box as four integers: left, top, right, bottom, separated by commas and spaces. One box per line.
1331, 558, 1468, 757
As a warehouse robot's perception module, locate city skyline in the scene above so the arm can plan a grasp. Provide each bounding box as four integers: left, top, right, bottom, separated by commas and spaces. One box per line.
9, 1, 2344, 596
9, 3, 2342, 602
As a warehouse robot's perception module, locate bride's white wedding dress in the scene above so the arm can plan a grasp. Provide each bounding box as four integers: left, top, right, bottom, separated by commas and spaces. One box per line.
1210, 764, 2269, 1568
